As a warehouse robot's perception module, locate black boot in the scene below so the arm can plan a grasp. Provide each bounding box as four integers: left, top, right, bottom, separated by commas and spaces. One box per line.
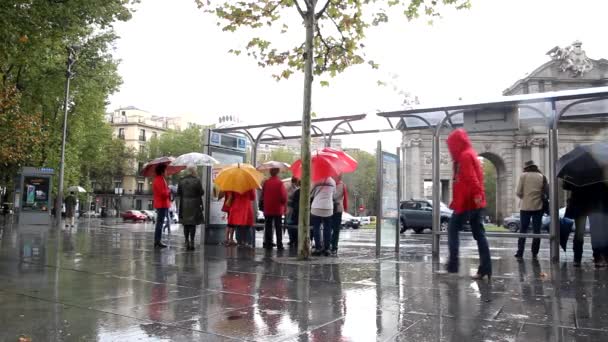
573, 239, 584, 267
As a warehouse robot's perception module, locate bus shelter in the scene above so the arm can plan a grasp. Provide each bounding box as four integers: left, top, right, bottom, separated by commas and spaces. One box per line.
377, 86, 608, 263
209, 114, 399, 249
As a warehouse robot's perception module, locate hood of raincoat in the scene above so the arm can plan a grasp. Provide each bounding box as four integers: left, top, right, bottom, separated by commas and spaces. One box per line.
447, 129, 472, 162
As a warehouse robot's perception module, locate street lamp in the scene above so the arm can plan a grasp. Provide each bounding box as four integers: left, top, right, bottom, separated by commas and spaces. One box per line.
54, 45, 80, 226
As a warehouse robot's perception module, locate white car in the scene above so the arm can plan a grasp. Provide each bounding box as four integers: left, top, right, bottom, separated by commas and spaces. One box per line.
358, 216, 371, 225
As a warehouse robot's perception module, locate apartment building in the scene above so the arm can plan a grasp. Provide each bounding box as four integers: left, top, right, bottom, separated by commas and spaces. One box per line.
95, 107, 183, 212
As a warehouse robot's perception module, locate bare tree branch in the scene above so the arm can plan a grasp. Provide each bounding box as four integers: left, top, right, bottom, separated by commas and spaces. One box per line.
315, 0, 331, 20
294, 0, 306, 17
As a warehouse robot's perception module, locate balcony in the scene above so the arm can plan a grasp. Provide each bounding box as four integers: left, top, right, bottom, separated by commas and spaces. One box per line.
118, 134, 125, 140
138, 135, 146, 142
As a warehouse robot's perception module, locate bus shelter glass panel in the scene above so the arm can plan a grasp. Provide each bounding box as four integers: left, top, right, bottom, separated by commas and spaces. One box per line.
381, 152, 399, 247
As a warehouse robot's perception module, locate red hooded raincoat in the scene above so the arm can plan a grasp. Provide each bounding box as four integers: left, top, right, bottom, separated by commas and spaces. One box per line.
446, 129, 486, 214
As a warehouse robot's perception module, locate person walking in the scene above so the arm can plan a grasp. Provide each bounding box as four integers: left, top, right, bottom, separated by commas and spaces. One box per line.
262, 168, 288, 250
152, 164, 171, 248
310, 176, 336, 256
177, 165, 205, 251
64, 191, 77, 228
228, 189, 256, 247
445, 129, 492, 280
565, 181, 608, 267
330, 174, 348, 256
514, 160, 548, 259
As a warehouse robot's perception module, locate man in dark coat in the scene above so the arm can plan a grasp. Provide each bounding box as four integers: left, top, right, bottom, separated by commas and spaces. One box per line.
177, 165, 204, 251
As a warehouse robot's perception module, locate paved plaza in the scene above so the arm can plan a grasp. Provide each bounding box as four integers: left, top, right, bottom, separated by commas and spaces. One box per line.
0, 218, 607, 341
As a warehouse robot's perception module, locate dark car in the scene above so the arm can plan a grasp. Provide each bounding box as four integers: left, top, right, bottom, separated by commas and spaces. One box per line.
121, 210, 147, 222
400, 199, 453, 234
504, 208, 588, 233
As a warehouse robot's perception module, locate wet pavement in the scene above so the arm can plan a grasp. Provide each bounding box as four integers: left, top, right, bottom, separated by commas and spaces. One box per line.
0, 218, 607, 341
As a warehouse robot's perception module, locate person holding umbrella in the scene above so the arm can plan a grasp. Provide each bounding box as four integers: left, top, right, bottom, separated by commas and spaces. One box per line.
152, 164, 171, 248
558, 143, 608, 267
177, 165, 205, 251
64, 191, 77, 228
311, 176, 336, 256
331, 174, 348, 256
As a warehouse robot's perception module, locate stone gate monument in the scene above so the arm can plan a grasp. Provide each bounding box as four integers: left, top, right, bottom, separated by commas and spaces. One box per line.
401, 42, 608, 223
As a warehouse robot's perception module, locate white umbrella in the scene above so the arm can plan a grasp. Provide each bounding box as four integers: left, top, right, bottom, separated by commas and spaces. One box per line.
256, 161, 291, 171
67, 186, 87, 193
171, 152, 219, 167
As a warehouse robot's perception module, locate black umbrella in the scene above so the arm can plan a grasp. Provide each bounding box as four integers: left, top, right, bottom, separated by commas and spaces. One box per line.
557, 143, 608, 187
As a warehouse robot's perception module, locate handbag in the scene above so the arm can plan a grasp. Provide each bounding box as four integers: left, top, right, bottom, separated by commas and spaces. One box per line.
542, 176, 550, 215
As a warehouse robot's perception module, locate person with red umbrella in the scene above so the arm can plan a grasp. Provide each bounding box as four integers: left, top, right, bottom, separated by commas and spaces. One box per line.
311, 176, 336, 256
152, 164, 171, 248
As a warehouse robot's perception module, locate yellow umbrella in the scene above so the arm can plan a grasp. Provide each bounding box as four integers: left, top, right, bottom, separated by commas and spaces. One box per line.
214, 163, 264, 194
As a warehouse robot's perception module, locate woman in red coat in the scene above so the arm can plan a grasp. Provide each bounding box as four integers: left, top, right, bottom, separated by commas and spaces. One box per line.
227, 189, 256, 247
445, 129, 491, 280
152, 164, 171, 248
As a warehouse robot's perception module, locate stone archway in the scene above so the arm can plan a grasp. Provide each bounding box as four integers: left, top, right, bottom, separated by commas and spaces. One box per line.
478, 151, 508, 224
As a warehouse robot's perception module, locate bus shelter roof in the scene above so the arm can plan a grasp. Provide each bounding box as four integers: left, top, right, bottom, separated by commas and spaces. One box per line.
376, 86, 608, 130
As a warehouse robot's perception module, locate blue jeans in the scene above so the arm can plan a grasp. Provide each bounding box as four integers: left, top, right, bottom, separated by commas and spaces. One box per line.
447, 209, 492, 275
155, 208, 168, 243
311, 214, 332, 251
516, 210, 543, 256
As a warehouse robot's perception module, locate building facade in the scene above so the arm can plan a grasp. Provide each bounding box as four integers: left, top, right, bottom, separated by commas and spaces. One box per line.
95, 107, 183, 213
401, 42, 608, 223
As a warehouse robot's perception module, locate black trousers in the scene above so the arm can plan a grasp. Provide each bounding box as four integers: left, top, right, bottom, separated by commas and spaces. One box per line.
183, 225, 196, 242
264, 215, 283, 248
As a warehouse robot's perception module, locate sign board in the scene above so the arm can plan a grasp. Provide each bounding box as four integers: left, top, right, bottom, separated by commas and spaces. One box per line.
376, 146, 400, 254
463, 106, 519, 133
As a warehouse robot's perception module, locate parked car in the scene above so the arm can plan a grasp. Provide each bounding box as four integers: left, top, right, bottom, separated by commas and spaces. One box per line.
358, 216, 372, 225
399, 199, 453, 234
83, 210, 101, 218
121, 210, 147, 222
341, 212, 361, 229
141, 210, 156, 222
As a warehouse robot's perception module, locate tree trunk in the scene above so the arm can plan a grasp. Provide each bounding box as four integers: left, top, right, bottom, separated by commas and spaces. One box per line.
297, 6, 316, 260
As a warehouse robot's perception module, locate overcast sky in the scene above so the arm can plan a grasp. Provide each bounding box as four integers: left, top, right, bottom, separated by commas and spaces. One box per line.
108, 0, 608, 152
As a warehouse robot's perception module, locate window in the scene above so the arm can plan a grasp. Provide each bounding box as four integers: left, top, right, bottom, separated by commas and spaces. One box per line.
139, 129, 146, 141
148, 200, 153, 210
137, 182, 144, 193
539, 80, 545, 92
135, 199, 142, 210
121, 111, 126, 116
118, 128, 125, 139
139, 145, 145, 155
523, 82, 529, 94
137, 162, 144, 173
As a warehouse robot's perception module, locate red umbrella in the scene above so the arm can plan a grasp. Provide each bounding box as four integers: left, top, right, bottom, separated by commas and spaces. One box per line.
141, 156, 185, 177
321, 147, 358, 173
291, 151, 341, 181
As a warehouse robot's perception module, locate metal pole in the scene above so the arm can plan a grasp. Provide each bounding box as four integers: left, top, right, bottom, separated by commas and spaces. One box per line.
431, 130, 441, 259
548, 101, 560, 263
376, 140, 383, 256
55, 47, 77, 226
396, 147, 401, 254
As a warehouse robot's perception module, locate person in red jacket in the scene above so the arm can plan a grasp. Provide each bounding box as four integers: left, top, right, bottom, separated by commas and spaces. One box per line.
228, 189, 256, 246
445, 129, 491, 280
262, 168, 288, 250
152, 164, 171, 248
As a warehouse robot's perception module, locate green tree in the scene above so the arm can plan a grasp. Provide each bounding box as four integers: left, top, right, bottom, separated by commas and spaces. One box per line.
0, 1, 137, 199
342, 150, 376, 215
146, 126, 207, 159
482, 159, 497, 222
197, 0, 471, 259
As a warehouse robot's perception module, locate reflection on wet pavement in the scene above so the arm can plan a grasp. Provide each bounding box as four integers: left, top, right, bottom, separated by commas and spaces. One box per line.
1, 219, 607, 341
